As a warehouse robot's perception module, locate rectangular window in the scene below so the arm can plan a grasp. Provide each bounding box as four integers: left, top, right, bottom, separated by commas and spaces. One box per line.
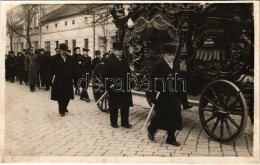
55, 23, 58, 28
55, 41, 59, 49
46, 25, 48, 29
72, 40, 76, 52
65, 21, 67, 26
45, 41, 50, 51
65, 40, 68, 46
72, 20, 75, 24
34, 41, 39, 50
84, 39, 89, 48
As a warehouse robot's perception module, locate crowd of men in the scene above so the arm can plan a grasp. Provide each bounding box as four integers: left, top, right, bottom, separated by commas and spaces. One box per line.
6, 42, 193, 147
5, 47, 109, 94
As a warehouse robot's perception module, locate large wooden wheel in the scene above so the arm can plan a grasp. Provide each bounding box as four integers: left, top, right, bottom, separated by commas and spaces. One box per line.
92, 63, 109, 112
199, 80, 248, 143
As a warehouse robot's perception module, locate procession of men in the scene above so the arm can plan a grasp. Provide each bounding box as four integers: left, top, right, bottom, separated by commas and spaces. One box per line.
5, 40, 194, 146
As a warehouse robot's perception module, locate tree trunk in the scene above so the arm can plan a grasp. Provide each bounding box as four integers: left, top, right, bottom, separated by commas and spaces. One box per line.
10, 31, 13, 51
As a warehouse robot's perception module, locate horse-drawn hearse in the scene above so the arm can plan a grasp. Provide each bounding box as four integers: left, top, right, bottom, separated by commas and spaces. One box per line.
92, 3, 254, 143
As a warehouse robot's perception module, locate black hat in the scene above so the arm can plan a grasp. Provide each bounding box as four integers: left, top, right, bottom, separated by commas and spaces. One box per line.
67, 50, 71, 53
39, 48, 45, 52
9, 51, 14, 54
95, 50, 101, 55
112, 42, 123, 50
74, 47, 80, 52
23, 49, 27, 52
59, 43, 68, 51
83, 48, 90, 52
156, 43, 178, 55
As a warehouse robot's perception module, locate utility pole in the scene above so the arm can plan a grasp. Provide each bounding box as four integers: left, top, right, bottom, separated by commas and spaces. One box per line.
39, 4, 42, 49
93, 8, 96, 56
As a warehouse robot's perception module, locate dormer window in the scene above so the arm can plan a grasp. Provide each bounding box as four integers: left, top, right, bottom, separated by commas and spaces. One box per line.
72, 20, 75, 24
46, 25, 49, 29
55, 23, 58, 27
65, 21, 67, 26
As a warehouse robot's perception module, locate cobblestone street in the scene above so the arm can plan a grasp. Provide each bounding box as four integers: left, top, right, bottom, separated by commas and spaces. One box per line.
4, 81, 253, 157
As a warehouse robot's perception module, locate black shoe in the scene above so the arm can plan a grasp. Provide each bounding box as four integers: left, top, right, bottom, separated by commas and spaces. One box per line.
166, 140, 180, 146
80, 97, 84, 100
183, 104, 193, 110
65, 109, 69, 113
45, 88, 50, 91
60, 113, 65, 117
122, 124, 132, 128
86, 99, 90, 102
111, 124, 119, 128
148, 131, 155, 141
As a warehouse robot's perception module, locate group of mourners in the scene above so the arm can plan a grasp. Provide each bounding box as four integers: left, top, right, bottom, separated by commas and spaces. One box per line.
6, 41, 193, 146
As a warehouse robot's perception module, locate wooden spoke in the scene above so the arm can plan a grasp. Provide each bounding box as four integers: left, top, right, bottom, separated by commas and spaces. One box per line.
204, 115, 217, 124
226, 115, 239, 128
224, 118, 233, 136
211, 88, 219, 105
104, 96, 107, 110
202, 107, 215, 112
204, 96, 218, 107
220, 119, 224, 140
211, 117, 220, 134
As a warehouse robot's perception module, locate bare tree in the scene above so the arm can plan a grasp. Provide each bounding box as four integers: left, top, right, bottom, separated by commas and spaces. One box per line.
7, 4, 39, 49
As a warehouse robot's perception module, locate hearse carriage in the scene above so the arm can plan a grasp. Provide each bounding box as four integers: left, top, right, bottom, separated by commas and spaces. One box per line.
92, 3, 254, 143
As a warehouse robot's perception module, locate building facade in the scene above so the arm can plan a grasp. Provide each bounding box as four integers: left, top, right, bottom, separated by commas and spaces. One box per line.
6, 4, 117, 58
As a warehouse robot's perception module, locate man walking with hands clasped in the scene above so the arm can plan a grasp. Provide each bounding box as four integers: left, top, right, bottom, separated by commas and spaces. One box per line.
49, 43, 77, 116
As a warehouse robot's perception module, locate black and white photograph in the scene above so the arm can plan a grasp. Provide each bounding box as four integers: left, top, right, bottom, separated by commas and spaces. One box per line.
0, 1, 259, 164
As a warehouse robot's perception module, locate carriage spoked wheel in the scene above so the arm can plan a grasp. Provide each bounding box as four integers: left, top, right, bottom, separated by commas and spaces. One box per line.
92, 63, 109, 112
199, 80, 248, 143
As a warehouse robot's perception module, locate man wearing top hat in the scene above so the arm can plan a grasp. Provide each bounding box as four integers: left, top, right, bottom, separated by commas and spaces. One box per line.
103, 42, 133, 128
73, 47, 81, 95
76, 48, 92, 102
147, 42, 183, 146
49, 43, 77, 116
92, 50, 102, 71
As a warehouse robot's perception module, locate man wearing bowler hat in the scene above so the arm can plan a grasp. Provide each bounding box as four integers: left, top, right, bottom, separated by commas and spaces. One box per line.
76, 47, 92, 102
103, 41, 133, 128
49, 43, 77, 116
147, 42, 183, 146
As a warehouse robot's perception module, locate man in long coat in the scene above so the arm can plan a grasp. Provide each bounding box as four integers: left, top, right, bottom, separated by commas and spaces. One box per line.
8, 51, 16, 83
76, 48, 92, 102
39, 50, 51, 90
103, 42, 133, 128
25, 47, 40, 92
147, 43, 183, 146
15, 52, 25, 84
49, 43, 77, 116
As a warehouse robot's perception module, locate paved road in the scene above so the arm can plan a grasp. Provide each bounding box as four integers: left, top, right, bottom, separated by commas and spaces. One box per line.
4, 81, 253, 157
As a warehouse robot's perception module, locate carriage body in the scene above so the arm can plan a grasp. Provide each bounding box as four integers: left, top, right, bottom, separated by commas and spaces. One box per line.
92, 3, 254, 143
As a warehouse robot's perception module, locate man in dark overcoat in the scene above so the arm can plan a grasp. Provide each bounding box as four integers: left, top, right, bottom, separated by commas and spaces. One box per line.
8, 51, 16, 83
22, 49, 29, 85
25, 47, 40, 92
39, 50, 51, 90
147, 43, 184, 146
15, 52, 25, 84
76, 48, 92, 102
92, 50, 102, 71
49, 43, 77, 116
103, 42, 133, 128
73, 47, 81, 95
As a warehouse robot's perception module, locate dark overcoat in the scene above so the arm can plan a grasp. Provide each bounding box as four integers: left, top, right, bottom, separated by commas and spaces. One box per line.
103, 53, 133, 109
24, 53, 39, 85
149, 59, 183, 131
49, 54, 77, 101
15, 54, 25, 79
92, 57, 102, 71
76, 55, 92, 78
8, 55, 16, 77
39, 53, 51, 85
